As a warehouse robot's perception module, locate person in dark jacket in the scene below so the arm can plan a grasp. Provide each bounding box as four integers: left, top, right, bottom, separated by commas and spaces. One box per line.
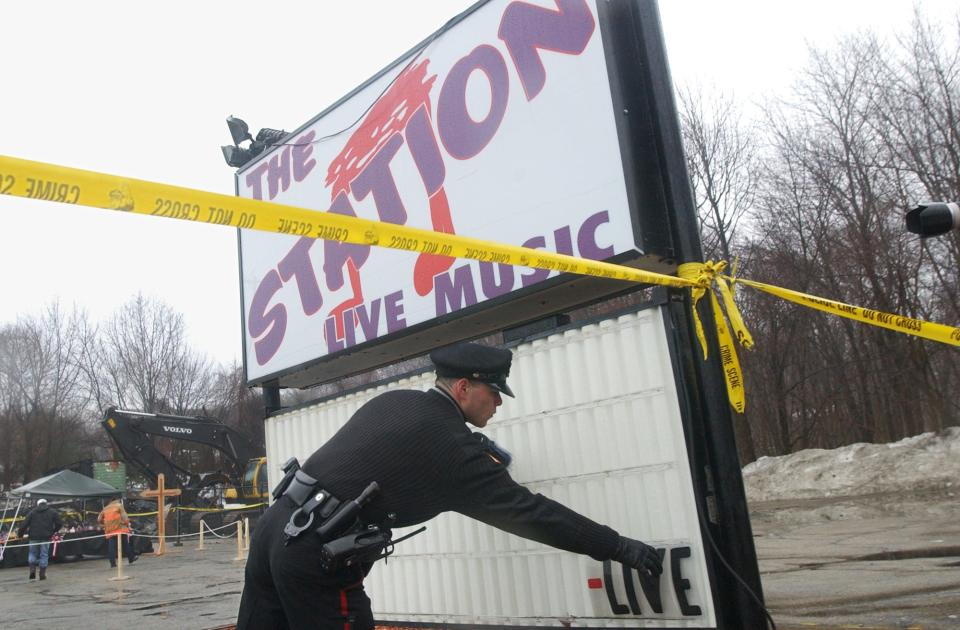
18, 498, 63, 580
237, 342, 662, 629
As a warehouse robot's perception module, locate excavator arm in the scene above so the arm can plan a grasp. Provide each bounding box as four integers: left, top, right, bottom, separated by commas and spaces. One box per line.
102, 407, 265, 500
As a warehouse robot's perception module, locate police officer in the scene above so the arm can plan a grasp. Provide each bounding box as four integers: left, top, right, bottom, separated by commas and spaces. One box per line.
237, 342, 661, 629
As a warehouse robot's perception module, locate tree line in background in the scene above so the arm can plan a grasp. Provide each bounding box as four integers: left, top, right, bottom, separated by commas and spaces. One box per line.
680, 11, 959, 463
0, 12, 956, 484
0, 295, 262, 488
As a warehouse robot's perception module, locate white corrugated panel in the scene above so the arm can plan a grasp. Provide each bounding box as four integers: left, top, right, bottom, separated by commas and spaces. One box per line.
266, 308, 715, 627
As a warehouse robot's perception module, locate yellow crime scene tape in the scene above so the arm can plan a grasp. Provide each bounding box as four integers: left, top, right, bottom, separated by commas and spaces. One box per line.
735, 278, 960, 346
1, 155, 957, 414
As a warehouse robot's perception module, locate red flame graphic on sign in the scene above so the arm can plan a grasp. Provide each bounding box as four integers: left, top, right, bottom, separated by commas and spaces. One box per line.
326, 61, 437, 199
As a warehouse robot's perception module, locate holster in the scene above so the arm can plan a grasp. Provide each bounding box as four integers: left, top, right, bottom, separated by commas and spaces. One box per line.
271, 457, 301, 501
319, 524, 393, 573
278, 475, 415, 573
281, 470, 342, 543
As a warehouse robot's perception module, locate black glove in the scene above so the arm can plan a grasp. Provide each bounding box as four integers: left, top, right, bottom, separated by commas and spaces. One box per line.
612, 536, 662, 577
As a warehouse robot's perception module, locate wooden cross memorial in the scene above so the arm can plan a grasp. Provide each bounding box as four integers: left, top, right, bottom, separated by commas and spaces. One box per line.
142, 473, 181, 556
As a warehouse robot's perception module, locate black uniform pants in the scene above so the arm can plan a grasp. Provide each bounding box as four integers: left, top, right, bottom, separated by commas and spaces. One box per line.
237, 496, 374, 630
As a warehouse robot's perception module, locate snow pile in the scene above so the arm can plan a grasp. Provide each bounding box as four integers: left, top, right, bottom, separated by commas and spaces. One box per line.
743, 427, 960, 502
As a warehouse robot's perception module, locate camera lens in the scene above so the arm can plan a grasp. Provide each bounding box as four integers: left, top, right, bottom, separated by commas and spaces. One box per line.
905, 202, 960, 237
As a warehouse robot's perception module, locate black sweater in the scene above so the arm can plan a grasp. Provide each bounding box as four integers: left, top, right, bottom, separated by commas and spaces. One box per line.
302, 388, 620, 561
18, 504, 62, 541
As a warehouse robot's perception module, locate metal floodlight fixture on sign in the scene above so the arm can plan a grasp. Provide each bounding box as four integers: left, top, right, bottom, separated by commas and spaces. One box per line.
226, 115, 254, 146
221, 116, 288, 169
255, 127, 288, 145
221, 144, 254, 168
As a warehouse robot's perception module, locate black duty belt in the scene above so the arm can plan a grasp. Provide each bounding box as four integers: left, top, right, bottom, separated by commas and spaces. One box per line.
272, 457, 425, 572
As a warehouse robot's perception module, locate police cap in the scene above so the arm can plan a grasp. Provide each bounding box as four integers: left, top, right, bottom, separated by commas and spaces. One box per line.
430, 342, 515, 398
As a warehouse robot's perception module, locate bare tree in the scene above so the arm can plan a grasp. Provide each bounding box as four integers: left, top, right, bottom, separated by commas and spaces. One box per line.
204, 362, 265, 449
738, 13, 960, 458
89, 293, 215, 414
0, 303, 96, 483
678, 86, 761, 462
74, 295, 259, 480
866, 11, 960, 432
0, 295, 255, 485
679, 87, 759, 263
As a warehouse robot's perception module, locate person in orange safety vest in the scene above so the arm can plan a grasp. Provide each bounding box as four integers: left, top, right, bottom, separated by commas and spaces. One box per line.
97, 496, 138, 567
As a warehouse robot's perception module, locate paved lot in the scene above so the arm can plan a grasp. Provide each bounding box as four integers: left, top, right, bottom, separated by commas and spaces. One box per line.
0, 536, 244, 629
752, 492, 960, 630
0, 496, 957, 630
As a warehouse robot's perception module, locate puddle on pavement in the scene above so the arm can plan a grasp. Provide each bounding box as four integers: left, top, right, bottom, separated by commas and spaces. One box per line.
856, 546, 960, 561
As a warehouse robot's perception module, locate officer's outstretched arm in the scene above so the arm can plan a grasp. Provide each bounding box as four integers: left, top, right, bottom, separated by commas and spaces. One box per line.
451, 441, 618, 559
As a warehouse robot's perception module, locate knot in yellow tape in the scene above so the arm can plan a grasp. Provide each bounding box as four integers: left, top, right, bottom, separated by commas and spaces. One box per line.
676, 260, 752, 414
677, 261, 752, 351
677, 260, 727, 288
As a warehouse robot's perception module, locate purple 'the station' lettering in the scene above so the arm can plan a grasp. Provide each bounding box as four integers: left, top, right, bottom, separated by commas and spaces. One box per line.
323, 192, 371, 291
248, 270, 286, 365
437, 45, 510, 160
349, 133, 408, 225
278, 238, 323, 316
499, 0, 595, 101
405, 105, 446, 197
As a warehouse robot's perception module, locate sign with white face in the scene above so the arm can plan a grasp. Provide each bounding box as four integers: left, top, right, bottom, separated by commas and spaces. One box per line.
238, 0, 642, 385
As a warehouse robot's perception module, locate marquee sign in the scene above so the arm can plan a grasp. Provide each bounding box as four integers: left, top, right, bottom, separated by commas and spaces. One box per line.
237, 0, 670, 386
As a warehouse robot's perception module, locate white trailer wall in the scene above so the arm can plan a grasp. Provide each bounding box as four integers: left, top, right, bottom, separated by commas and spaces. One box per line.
265, 306, 715, 627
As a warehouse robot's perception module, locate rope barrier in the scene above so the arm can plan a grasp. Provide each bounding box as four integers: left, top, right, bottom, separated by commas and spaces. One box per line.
193, 522, 244, 540
175, 503, 266, 513
2, 506, 260, 522
124, 504, 265, 517
2, 531, 109, 549
2, 518, 245, 548
130, 519, 241, 540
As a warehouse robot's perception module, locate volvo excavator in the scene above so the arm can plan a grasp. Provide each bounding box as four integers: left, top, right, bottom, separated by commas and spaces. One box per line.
101, 407, 268, 511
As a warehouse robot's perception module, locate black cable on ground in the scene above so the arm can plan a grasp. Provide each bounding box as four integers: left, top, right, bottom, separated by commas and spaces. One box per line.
696, 504, 778, 630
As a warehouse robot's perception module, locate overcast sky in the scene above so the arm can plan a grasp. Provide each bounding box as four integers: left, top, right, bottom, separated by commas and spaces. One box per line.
0, 0, 955, 368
